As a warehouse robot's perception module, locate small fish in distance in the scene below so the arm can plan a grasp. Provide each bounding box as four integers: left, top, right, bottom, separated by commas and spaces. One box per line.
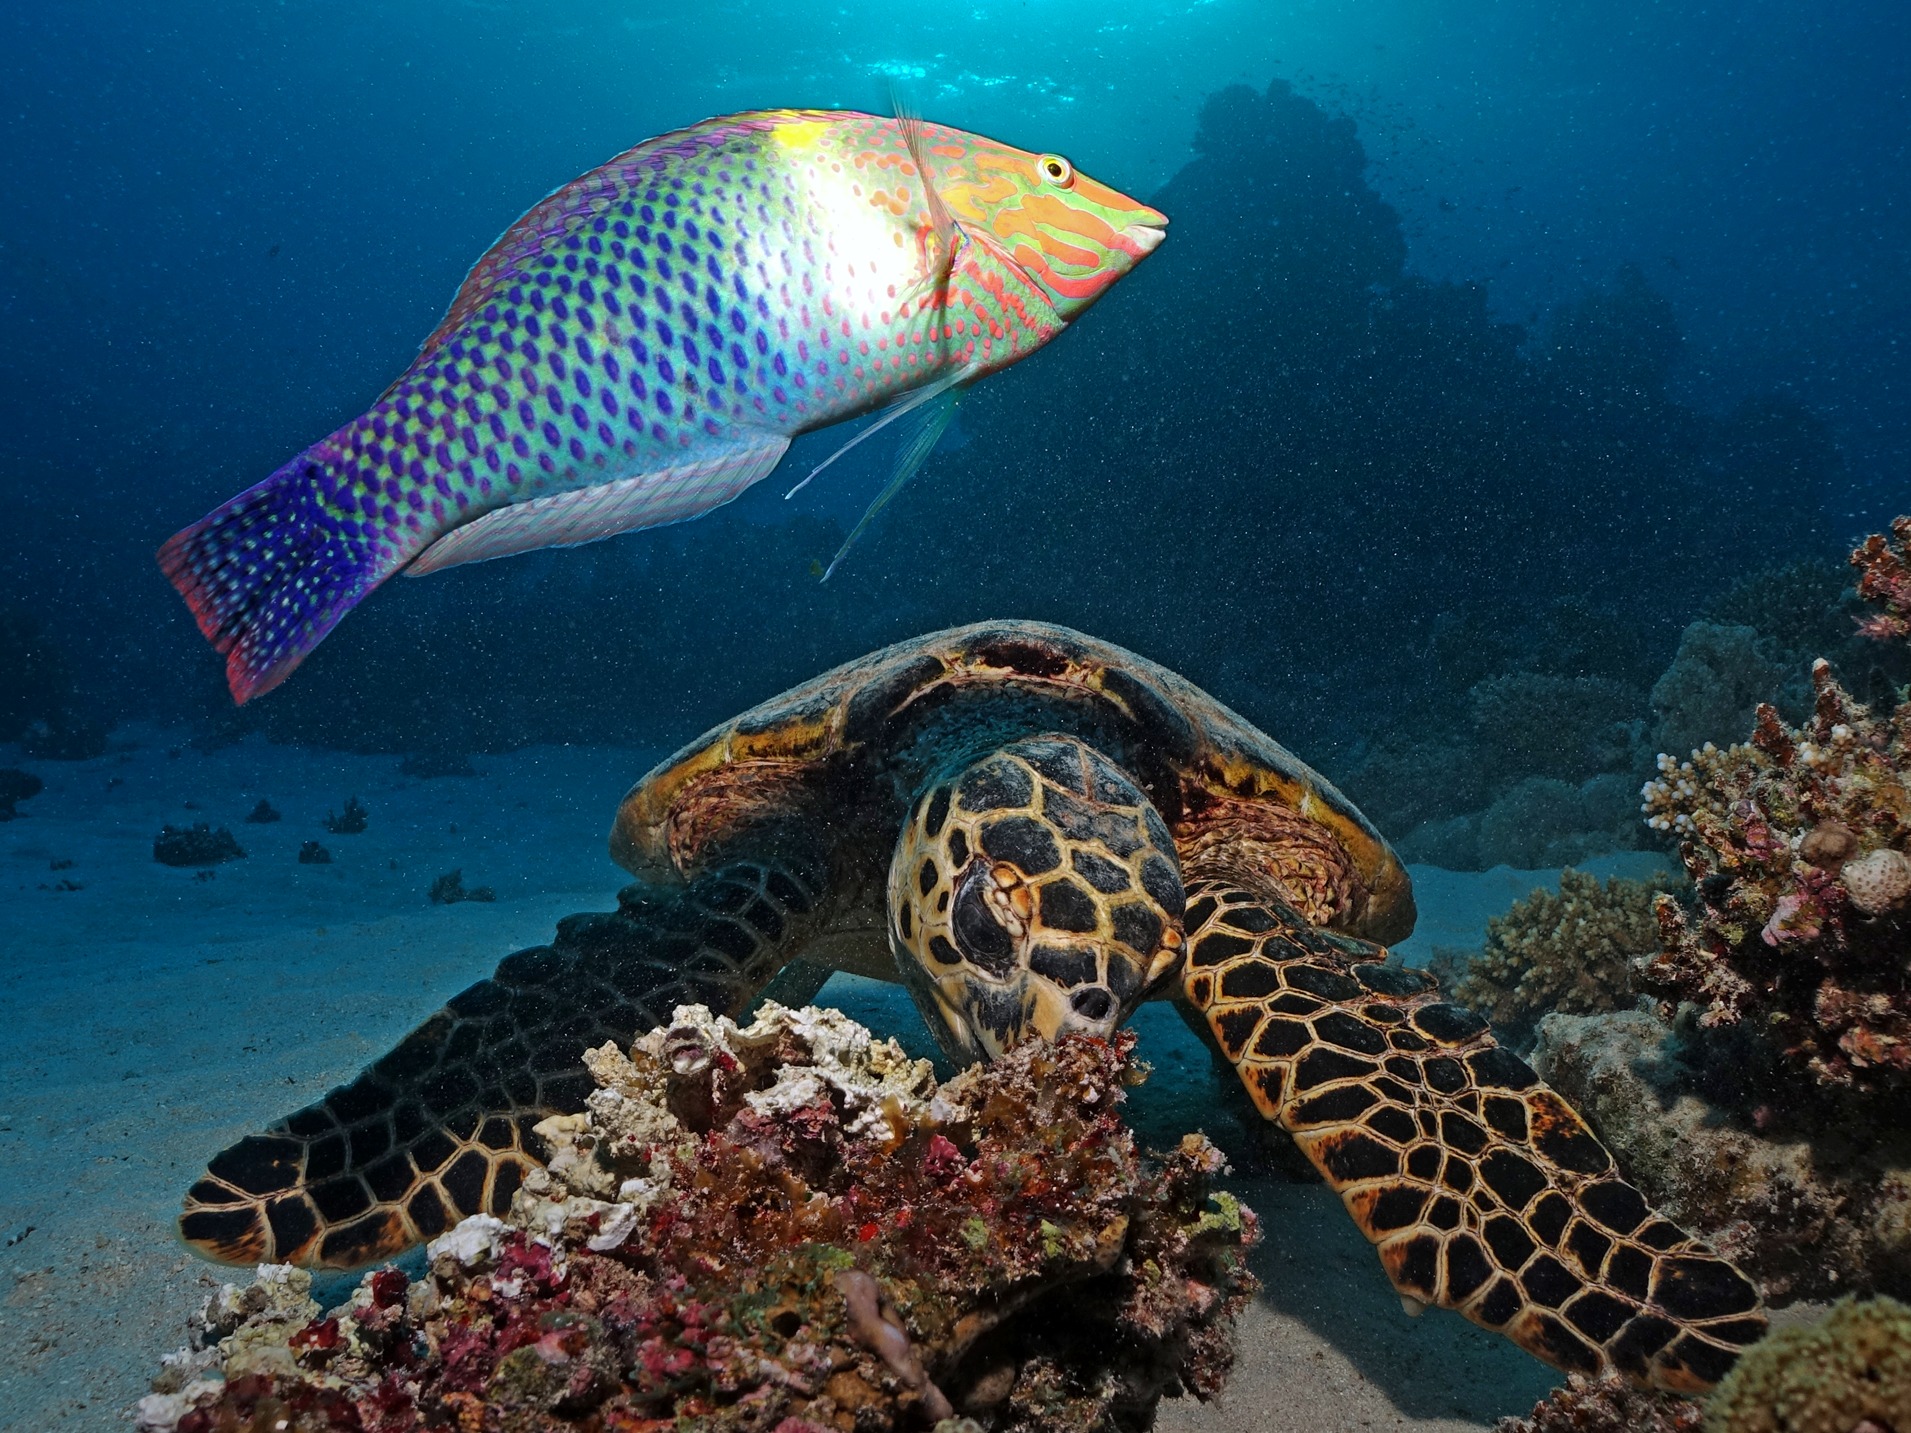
159, 108, 1167, 704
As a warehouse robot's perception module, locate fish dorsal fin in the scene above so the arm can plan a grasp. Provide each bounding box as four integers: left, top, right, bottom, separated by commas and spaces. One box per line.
823, 378, 962, 580
403, 435, 790, 576
412, 112, 801, 365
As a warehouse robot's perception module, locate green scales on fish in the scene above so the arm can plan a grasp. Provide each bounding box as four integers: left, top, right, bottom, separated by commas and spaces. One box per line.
159, 110, 1167, 704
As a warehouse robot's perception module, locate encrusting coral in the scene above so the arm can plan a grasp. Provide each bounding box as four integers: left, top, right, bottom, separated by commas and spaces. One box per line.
1496, 1295, 1911, 1433
138, 1003, 1258, 1433
1444, 869, 1663, 1047
1639, 522, 1911, 1093
1704, 1294, 1911, 1433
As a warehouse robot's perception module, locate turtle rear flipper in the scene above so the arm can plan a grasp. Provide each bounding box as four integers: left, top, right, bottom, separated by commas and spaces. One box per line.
1177, 871, 1766, 1394
181, 859, 821, 1269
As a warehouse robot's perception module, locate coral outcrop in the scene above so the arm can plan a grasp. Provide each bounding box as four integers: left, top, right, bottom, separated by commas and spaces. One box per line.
154, 823, 246, 868
139, 1004, 1258, 1432
1530, 1011, 1911, 1304
1494, 1370, 1704, 1433
1639, 658, 1911, 1092
1445, 869, 1663, 1047
428, 869, 495, 905
323, 797, 369, 835
1705, 1294, 1911, 1433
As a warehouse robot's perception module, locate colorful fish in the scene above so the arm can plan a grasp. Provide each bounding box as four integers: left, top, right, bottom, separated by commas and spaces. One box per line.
160, 109, 1167, 703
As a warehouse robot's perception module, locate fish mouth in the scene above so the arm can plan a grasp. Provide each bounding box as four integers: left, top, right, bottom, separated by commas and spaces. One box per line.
1124, 217, 1168, 256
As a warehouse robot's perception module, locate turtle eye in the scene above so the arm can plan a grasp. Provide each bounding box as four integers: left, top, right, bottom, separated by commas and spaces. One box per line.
1038, 154, 1074, 187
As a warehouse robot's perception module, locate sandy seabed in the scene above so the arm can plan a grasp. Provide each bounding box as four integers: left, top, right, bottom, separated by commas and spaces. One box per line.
0, 727, 1670, 1431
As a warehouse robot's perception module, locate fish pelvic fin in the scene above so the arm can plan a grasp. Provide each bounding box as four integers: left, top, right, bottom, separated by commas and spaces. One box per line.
823, 378, 962, 581
405, 435, 790, 575
158, 446, 386, 705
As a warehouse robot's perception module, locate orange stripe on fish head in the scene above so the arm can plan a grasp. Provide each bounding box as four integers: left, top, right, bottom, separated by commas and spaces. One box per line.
935, 140, 1167, 321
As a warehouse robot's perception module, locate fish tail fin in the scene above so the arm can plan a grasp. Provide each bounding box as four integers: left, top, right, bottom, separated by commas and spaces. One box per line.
158, 446, 385, 705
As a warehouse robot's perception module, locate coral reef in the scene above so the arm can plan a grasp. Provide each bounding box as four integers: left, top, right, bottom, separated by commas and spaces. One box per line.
1468, 672, 1644, 784
245, 799, 281, 824
297, 841, 332, 865
139, 1004, 1257, 1432
154, 823, 245, 868
1494, 1370, 1704, 1432
1444, 869, 1664, 1047
428, 869, 495, 905
322, 797, 369, 835
1640, 659, 1911, 1092
1530, 1010, 1911, 1304
0, 767, 44, 820
1705, 1295, 1911, 1433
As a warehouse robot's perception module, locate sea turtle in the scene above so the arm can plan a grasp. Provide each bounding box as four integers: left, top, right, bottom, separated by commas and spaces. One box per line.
181, 621, 1765, 1391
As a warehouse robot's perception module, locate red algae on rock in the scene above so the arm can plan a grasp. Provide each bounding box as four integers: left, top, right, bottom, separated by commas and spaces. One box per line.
138, 1004, 1258, 1433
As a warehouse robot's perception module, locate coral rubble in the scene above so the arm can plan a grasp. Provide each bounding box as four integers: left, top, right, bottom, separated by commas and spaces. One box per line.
1530, 1011, 1911, 1304
139, 1004, 1258, 1432
0, 767, 44, 820
1494, 1370, 1704, 1433
154, 822, 246, 868
1445, 869, 1663, 1047
1705, 1295, 1911, 1433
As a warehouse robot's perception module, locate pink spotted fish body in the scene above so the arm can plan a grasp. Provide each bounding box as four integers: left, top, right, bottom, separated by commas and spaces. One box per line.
160, 109, 1167, 703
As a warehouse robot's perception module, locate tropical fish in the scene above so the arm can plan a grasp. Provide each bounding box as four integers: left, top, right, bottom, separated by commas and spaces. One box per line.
159, 108, 1167, 703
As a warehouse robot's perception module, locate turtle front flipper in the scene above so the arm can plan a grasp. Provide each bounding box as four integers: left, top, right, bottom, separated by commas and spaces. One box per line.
181, 858, 822, 1269
1177, 871, 1765, 1393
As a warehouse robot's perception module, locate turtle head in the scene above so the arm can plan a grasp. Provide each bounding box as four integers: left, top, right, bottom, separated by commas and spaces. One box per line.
887, 735, 1185, 1066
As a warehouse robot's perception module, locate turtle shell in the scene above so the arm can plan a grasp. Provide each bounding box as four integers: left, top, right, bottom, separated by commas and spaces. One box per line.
611, 620, 1414, 944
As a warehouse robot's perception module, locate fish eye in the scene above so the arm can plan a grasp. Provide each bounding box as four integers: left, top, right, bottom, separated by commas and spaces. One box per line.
1039, 154, 1074, 187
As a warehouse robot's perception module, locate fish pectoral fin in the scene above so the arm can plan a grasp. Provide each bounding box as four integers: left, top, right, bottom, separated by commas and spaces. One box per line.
893, 87, 964, 308
822, 381, 962, 581
403, 435, 790, 575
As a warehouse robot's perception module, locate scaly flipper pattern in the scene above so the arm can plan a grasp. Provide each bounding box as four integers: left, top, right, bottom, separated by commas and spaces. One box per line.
1177, 864, 1766, 1392
181, 858, 821, 1269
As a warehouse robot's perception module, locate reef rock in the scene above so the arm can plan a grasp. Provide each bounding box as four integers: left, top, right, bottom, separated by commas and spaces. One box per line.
1530, 1010, 1911, 1305
138, 1004, 1258, 1432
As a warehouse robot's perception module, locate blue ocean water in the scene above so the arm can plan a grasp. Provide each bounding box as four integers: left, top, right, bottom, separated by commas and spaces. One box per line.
3, 0, 1905, 763
4, 2, 1910, 1426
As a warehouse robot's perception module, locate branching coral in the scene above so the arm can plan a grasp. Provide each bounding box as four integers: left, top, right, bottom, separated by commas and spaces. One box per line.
1639, 659, 1911, 1091
139, 1004, 1258, 1433
1448, 869, 1663, 1046
1704, 1295, 1911, 1433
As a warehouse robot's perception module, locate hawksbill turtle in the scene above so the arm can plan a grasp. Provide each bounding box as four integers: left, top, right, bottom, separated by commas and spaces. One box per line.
181, 621, 1765, 1391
